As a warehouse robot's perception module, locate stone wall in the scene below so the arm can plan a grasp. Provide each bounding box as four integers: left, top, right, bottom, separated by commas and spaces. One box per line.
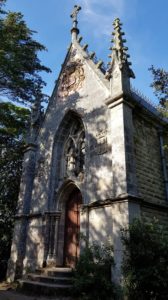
141, 205, 168, 228
23, 216, 45, 272
133, 114, 166, 204
30, 43, 112, 212
87, 199, 141, 283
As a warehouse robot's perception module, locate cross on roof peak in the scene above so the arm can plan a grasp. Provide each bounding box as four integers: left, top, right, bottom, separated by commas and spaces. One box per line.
70, 5, 81, 21
70, 5, 81, 41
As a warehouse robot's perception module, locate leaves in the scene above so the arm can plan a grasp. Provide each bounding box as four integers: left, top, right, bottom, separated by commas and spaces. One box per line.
149, 65, 168, 107
0, 102, 30, 280
0, 2, 51, 105
121, 218, 168, 300
0, 0, 50, 279
72, 241, 119, 300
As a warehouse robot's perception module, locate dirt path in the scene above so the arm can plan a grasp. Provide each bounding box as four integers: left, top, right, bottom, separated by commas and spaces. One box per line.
0, 282, 73, 300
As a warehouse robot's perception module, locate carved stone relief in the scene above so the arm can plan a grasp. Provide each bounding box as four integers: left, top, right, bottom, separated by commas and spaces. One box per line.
35, 157, 47, 179
90, 130, 108, 155
58, 59, 85, 98
96, 130, 108, 155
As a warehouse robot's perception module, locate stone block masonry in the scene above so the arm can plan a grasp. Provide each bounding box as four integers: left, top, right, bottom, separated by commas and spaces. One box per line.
133, 115, 166, 204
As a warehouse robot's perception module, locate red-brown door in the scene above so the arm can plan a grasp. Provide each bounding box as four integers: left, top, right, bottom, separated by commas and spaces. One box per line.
64, 189, 82, 267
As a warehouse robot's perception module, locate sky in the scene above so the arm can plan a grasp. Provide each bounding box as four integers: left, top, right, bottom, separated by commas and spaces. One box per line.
5, 0, 168, 105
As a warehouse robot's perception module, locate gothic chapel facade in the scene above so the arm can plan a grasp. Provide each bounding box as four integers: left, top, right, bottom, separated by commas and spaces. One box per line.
8, 6, 168, 283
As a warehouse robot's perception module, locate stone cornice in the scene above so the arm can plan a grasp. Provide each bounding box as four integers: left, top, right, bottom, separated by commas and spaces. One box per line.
105, 94, 134, 109
15, 212, 42, 219
82, 193, 142, 210
82, 194, 168, 212
15, 211, 62, 220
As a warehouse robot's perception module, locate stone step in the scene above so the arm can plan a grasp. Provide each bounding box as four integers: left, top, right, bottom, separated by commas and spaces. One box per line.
27, 273, 73, 285
18, 279, 72, 296
36, 267, 73, 278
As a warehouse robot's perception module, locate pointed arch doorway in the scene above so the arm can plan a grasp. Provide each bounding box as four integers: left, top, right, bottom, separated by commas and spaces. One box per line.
64, 188, 82, 267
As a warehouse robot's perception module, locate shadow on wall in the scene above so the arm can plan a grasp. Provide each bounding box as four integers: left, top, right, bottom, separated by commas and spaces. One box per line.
9, 90, 130, 279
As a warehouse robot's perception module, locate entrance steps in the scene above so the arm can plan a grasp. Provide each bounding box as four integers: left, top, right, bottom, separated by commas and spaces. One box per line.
18, 267, 73, 297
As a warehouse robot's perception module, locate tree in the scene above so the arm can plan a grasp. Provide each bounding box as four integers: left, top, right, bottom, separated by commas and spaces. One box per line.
72, 240, 120, 300
0, 102, 30, 280
150, 66, 168, 113
0, 0, 51, 279
121, 218, 168, 300
0, 0, 51, 105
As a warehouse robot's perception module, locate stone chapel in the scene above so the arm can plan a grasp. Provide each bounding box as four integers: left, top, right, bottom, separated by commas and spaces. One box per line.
7, 5, 168, 284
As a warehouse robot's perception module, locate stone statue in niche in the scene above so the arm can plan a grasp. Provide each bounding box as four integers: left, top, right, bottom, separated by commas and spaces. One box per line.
64, 122, 85, 179
66, 142, 76, 175
78, 133, 85, 173
77, 135, 85, 181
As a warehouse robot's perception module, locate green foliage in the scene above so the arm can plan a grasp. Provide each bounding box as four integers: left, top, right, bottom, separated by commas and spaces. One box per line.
0, 101, 30, 280
149, 66, 168, 116
121, 218, 168, 300
0, 0, 50, 280
0, 1, 6, 14
72, 241, 120, 300
0, 1, 51, 105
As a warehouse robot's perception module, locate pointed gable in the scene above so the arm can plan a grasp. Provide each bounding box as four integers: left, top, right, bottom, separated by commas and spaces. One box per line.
51, 41, 110, 111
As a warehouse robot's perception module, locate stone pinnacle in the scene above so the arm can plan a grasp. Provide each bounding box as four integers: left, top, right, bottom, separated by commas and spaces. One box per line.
106, 17, 135, 79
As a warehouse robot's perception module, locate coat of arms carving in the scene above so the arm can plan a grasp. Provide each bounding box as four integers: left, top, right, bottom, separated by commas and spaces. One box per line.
58, 59, 85, 98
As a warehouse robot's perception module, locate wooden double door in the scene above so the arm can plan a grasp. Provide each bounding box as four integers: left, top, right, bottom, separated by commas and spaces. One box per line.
64, 189, 82, 267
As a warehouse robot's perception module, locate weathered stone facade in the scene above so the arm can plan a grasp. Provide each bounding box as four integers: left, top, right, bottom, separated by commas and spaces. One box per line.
7, 9, 168, 284
133, 115, 166, 204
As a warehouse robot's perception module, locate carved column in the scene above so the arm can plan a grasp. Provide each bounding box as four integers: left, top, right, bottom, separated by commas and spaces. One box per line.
43, 213, 50, 267
46, 212, 61, 266
53, 214, 61, 260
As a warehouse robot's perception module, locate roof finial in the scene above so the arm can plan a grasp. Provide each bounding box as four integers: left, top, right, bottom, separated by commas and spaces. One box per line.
70, 5, 81, 42
106, 17, 135, 79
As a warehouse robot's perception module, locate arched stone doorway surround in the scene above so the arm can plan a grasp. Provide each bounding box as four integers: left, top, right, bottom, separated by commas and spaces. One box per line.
56, 180, 83, 267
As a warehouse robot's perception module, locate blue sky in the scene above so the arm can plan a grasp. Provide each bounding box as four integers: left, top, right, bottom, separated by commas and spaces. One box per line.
6, 0, 168, 105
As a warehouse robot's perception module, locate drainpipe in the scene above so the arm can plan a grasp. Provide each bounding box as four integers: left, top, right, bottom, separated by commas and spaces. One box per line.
158, 128, 168, 202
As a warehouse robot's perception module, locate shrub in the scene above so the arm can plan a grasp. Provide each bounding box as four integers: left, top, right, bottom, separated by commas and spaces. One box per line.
72, 241, 120, 300
121, 218, 168, 300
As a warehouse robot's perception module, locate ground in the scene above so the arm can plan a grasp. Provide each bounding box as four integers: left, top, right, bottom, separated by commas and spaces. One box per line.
0, 282, 73, 300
